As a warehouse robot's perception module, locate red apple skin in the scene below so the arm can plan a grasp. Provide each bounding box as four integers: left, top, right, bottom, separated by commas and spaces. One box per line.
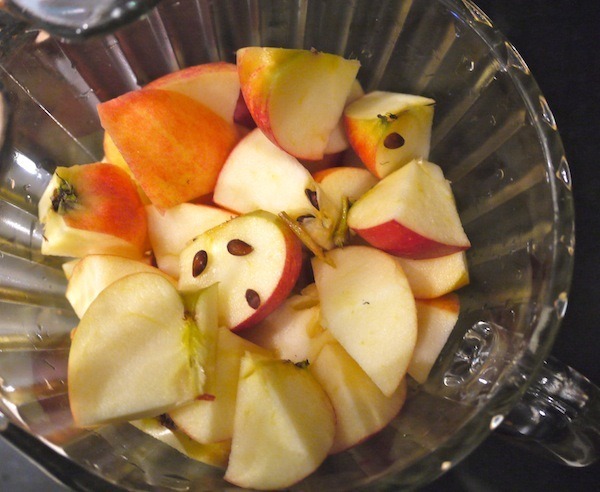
61, 163, 149, 254
352, 220, 469, 260
233, 223, 304, 332
98, 89, 239, 209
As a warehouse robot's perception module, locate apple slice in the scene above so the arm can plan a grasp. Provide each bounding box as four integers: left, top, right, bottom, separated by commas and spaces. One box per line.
344, 91, 435, 178
408, 293, 460, 384
241, 289, 321, 363
131, 417, 231, 469
237, 46, 360, 160
66, 254, 176, 318
98, 88, 238, 209
313, 166, 378, 206
213, 128, 339, 249
144, 62, 240, 124
312, 245, 417, 396
347, 159, 471, 259
170, 326, 269, 444
68, 272, 205, 427
38, 163, 148, 259
324, 79, 365, 155
396, 251, 469, 299
146, 203, 235, 278
310, 339, 408, 453
224, 352, 335, 490
178, 210, 303, 331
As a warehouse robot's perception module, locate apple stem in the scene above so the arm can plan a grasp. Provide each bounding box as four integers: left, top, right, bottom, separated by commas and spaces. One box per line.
333, 196, 350, 248
278, 211, 334, 267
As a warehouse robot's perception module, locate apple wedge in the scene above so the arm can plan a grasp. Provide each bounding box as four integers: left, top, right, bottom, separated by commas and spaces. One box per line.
170, 326, 269, 444
347, 159, 471, 259
237, 46, 360, 160
178, 210, 303, 331
313, 166, 378, 205
131, 417, 231, 469
213, 128, 339, 249
312, 245, 417, 396
241, 290, 321, 363
408, 293, 461, 384
144, 62, 240, 124
310, 339, 408, 453
98, 88, 238, 209
396, 251, 469, 299
38, 163, 149, 259
68, 272, 205, 427
344, 91, 435, 178
324, 79, 365, 155
146, 203, 235, 278
224, 352, 335, 490
66, 254, 176, 318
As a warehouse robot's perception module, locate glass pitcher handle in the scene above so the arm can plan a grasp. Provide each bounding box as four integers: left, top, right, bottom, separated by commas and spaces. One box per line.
498, 357, 600, 466
0, 0, 161, 39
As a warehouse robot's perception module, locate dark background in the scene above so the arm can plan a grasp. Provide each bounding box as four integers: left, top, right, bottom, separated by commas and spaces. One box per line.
1, 0, 599, 490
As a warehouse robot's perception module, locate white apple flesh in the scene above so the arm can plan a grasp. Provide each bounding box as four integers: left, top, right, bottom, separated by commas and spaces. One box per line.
312, 245, 417, 396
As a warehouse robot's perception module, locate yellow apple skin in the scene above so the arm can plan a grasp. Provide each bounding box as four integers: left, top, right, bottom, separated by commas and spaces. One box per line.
38, 163, 149, 259
97, 89, 239, 209
144, 62, 240, 124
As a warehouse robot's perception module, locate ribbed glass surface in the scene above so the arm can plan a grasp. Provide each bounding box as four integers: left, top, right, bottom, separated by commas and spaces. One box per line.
0, 1, 574, 490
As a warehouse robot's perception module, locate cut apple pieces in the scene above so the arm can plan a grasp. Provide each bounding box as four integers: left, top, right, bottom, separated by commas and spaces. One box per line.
68, 272, 205, 427
237, 47, 360, 160
347, 159, 471, 259
408, 293, 461, 384
178, 210, 303, 331
344, 91, 435, 178
66, 254, 176, 318
144, 62, 240, 124
146, 203, 235, 278
224, 352, 335, 490
213, 128, 339, 249
310, 339, 408, 454
130, 417, 231, 469
98, 89, 239, 209
324, 79, 365, 155
38, 163, 149, 259
170, 326, 269, 444
242, 290, 322, 363
312, 245, 417, 396
396, 251, 469, 299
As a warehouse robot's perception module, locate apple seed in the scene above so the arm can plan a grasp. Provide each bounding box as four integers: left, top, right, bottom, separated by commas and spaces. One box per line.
227, 239, 254, 256
305, 188, 320, 210
383, 132, 405, 149
245, 289, 261, 309
192, 250, 208, 277
158, 413, 177, 431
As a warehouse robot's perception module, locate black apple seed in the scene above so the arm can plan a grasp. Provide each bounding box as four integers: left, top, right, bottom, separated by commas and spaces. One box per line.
227, 239, 253, 256
192, 250, 208, 277
245, 289, 261, 309
305, 188, 319, 210
383, 132, 405, 149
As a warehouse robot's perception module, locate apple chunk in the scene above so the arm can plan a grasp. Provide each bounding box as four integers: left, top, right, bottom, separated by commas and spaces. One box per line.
146, 203, 235, 278
347, 159, 471, 259
224, 352, 335, 490
38, 163, 148, 259
178, 210, 303, 331
312, 245, 417, 396
396, 251, 469, 299
237, 46, 360, 160
310, 339, 408, 454
68, 272, 205, 427
344, 91, 435, 178
66, 254, 176, 318
144, 62, 240, 124
98, 88, 238, 209
213, 128, 339, 249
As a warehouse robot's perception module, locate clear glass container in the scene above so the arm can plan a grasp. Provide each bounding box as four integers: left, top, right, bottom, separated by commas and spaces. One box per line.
0, 0, 596, 490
